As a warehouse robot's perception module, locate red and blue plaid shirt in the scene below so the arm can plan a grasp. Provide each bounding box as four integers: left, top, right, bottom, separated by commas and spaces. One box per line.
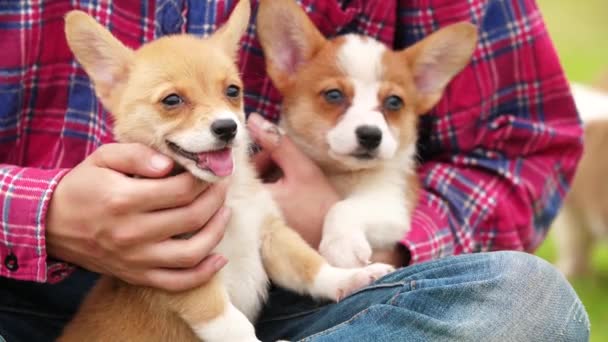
0, 0, 582, 283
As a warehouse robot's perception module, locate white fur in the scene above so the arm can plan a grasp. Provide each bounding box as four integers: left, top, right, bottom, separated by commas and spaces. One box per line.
336, 35, 385, 84
193, 302, 260, 342
321, 146, 415, 268
216, 172, 273, 321
571, 83, 608, 123
327, 35, 398, 162
311, 263, 395, 301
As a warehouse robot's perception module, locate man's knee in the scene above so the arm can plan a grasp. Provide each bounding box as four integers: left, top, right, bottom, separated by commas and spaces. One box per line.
377, 251, 590, 341
474, 251, 590, 341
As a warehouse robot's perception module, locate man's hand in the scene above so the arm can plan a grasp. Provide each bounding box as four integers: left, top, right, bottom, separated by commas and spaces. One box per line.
247, 113, 340, 248
46, 143, 230, 292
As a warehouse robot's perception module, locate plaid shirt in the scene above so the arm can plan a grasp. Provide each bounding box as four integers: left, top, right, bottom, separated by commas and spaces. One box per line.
0, 0, 582, 283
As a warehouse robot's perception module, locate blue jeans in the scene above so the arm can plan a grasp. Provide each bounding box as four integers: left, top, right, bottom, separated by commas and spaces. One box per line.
0, 251, 589, 341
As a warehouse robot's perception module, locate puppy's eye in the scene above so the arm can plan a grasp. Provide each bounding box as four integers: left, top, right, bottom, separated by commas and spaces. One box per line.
323, 89, 345, 104
226, 85, 241, 99
383, 95, 404, 111
161, 94, 183, 108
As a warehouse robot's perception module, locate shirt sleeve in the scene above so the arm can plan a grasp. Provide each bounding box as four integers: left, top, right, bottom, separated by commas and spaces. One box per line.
397, 0, 583, 263
0, 165, 74, 282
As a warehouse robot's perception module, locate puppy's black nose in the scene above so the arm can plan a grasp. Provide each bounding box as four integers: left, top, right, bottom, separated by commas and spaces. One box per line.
356, 125, 382, 150
211, 119, 237, 142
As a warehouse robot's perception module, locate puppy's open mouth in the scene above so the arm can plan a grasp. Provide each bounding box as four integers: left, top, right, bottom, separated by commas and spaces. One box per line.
349, 150, 377, 160
166, 141, 234, 177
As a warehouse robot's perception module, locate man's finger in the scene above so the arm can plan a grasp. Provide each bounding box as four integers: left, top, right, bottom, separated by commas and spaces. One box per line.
143, 253, 228, 292
247, 113, 317, 178
123, 182, 229, 242
250, 148, 274, 176
137, 206, 231, 268
125, 172, 209, 212
91, 143, 173, 178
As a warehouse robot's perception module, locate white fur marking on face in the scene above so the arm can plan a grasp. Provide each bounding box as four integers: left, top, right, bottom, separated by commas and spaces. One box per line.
336, 35, 385, 84
328, 35, 397, 160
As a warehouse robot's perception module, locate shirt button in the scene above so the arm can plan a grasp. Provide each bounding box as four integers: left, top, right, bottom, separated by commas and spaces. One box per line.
4, 253, 19, 272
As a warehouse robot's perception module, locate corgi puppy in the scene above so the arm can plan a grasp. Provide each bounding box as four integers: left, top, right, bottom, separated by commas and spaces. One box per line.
256, 0, 478, 268
59, 1, 394, 341
554, 83, 608, 277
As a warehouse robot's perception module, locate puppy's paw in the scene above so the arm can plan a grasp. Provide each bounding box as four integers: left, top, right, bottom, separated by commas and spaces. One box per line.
319, 233, 372, 268
312, 263, 395, 302
336, 263, 395, 301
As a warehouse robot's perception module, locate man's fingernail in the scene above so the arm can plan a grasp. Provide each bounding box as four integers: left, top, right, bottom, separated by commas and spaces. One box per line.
150, 154, 171, 170
248, 143, 262, 156
248, 112, 265, 130
213, 255, 228, 270
248, 113, 284, 145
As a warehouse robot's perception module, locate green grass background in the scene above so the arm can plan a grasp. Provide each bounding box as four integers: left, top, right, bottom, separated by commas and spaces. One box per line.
536, 1, 608, 341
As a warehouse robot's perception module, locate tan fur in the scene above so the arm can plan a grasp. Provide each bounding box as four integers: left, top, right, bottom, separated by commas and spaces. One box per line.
595, 70, 608, 91
256, 0, 326, 91
60, 2, 394, 340
261, 215, 324, 288
555, 119, 608, 277
57, 278, 194, 342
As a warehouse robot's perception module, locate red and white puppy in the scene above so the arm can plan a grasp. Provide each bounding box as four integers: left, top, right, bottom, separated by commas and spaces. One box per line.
257, 0, 478, 267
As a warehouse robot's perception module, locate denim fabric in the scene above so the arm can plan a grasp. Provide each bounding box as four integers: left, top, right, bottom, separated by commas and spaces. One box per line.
0, 252, 589, 341
0, 268, 98, 341
254, 251, 589, 342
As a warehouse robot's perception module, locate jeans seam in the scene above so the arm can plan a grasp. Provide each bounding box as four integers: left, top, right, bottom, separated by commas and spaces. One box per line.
557, 297, 589, 338
298, 282, 409, 341
340, 281, 407, 300
260, 282, 408, 324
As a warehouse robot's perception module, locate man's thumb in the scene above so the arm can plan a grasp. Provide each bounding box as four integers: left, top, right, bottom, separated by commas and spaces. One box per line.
246, 113, 307, 174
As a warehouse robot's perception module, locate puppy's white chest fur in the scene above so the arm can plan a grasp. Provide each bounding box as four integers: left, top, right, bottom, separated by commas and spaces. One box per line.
318, 149, 415, 268
213, 163, 274, 321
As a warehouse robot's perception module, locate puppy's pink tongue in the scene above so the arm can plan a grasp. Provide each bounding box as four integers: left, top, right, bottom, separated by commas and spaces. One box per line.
197, 149, 233, 177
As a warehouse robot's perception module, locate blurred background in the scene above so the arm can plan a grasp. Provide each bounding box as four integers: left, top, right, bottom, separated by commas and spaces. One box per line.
536, 0, 608, 341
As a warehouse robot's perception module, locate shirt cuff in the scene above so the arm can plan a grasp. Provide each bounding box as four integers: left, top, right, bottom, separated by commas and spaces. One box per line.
0, 166, 72, 283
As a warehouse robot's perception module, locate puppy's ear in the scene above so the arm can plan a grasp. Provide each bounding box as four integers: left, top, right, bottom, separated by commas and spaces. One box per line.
402, 22, 478, 114
256, 0, 326, 91
65, 10, 134, 108
211, 0, 251, 57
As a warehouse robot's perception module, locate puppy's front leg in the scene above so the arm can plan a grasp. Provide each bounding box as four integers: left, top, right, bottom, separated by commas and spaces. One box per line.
164, 276, 260, 342
320, 191, 410, 268
261, 215, 394, 302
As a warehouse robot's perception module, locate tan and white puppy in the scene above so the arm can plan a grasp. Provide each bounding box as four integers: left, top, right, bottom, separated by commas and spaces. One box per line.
554, 83, 608, 277
257, 0, 478, 268
59, 1, 394, 341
